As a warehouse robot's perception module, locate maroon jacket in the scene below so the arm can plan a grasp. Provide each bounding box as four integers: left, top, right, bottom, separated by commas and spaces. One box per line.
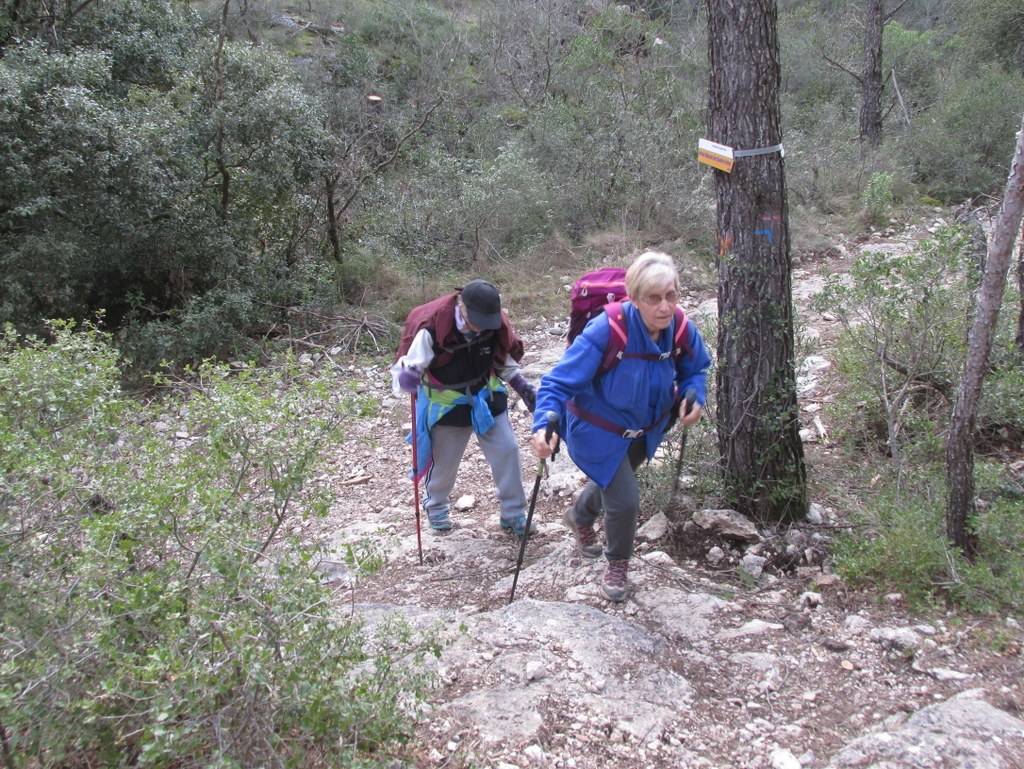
394, 292, 524, 369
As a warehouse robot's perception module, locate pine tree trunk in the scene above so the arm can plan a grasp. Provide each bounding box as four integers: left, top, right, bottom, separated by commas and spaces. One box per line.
706, 0, 807, 524
860, 0, 885, 147
946, 116, 1024, 558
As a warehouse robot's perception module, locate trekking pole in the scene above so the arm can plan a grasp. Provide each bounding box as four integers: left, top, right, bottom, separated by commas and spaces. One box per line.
509, 411, 559, 604
666, 388, 698, 522
410, 392, 424, 565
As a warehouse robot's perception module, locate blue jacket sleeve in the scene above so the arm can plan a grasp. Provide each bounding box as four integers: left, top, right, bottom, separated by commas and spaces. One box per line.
676, 320, 712, 408
531, 316, 610, 434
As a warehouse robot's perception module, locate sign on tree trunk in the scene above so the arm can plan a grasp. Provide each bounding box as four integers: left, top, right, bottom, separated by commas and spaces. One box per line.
706, 0, 807, 523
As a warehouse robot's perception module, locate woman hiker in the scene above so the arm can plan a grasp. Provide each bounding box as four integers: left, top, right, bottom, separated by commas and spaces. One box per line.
530, 252, 712, 601
391, 279, 538, 536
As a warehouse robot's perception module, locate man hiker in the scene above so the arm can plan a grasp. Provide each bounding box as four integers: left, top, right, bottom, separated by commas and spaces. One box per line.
391, 279, 538, 536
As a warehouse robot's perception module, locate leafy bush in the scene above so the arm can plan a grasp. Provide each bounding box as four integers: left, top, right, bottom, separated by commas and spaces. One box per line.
832, 481, 956, 609
900, 64, 1024, 202
812, 228, 980, 474
0, 322, 438, 768
366, 138, 555, 273
833, 464, 1024, 615
882, 22, 950, 119
979, 358, 1024, 439
860, 171, 895, 225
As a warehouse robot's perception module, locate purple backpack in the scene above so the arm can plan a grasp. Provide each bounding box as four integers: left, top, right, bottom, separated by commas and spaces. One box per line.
568, 267, 690, 374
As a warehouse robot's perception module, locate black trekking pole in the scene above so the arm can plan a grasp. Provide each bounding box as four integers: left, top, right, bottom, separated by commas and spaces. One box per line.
509, 411, 559, 604
666, 388, 698, 522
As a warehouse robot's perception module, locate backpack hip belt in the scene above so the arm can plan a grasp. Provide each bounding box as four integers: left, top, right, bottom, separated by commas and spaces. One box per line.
568, 399, 671, 440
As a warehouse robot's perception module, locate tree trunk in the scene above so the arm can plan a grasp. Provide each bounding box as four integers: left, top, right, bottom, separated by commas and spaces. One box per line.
214, 0, 232, 222
946, 116, 1024, 558
1016, 218, 1024, 356
860, 0, 885, 147
706, 0, 807, 524
325, 174, 342, 264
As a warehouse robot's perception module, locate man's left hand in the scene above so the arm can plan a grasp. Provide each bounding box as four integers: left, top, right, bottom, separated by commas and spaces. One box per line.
509, 374, 537, 413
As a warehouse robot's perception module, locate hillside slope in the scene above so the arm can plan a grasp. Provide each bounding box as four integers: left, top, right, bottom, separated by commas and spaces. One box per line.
307, 223, 1024, 769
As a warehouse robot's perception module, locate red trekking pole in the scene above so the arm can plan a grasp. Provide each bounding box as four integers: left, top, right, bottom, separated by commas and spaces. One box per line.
410, 392, 423, 565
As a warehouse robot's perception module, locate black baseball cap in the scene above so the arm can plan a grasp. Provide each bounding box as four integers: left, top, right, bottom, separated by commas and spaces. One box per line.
461, 279, 503, 330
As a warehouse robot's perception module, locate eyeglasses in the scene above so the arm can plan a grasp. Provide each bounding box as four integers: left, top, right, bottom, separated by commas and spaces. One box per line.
638, 291, 679, 307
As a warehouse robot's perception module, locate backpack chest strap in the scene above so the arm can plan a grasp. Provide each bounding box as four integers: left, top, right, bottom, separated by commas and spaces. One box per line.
609, 349, 674, 364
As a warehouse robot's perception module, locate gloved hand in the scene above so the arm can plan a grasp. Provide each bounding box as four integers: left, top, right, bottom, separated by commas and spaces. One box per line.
509, 373, 537, 413
397, 365, 421, 394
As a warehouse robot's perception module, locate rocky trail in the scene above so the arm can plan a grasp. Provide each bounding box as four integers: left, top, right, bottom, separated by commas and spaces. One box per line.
301, 225, 1024, 769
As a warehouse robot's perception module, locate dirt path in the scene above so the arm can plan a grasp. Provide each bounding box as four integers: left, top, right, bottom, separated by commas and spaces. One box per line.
306, 234, 1024, 769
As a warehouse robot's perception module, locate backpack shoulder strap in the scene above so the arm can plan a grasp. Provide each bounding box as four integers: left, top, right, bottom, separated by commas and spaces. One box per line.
671, 306, 691, 360
597, 301, 628, 374
597, 304, 692, 375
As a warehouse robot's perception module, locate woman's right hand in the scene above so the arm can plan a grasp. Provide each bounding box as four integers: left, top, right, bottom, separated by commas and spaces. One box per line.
532, 428, 560, 459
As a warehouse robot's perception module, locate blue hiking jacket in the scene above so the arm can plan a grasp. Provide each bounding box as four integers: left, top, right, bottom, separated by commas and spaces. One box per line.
532, 302, 711, 488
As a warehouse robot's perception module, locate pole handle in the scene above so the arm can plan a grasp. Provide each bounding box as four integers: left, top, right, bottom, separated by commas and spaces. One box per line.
682, 387, 697, 417
544, 410, 560, 459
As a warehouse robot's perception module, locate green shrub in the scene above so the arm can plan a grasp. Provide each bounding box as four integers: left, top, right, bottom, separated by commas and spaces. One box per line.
901, 64, 1024, 202
961, 463, 1024, 614
0, 322, 439, 768
365, 138, 556, 274
860, 171, 895, 225
833, 464, 1024, 616
812, 227, 979, 473
979, 358, 1024, 437
833, 481, 962, 609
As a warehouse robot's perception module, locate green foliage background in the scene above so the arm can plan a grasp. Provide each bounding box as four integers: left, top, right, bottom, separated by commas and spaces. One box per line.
2, 0, 1020, 368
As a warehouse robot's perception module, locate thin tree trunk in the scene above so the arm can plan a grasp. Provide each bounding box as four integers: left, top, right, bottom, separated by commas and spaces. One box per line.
214, 0, 232, 222
891, 67, 911, 126
707, 0, 807, 524
325, 174, 342, 263
1016, 218, 1024, 356
860, 0, 885, 146
946, 116, 1024, 558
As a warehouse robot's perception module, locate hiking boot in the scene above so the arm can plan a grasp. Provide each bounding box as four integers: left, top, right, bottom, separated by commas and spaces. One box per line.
427, 510, 453, 531
562, 507, 603, 558
500, 514, 537, 537
601, 559, 629, 602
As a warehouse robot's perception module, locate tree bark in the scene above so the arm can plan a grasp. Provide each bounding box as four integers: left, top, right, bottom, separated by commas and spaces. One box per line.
946, 115, 1024, 558
706, 0, 807, 524
1016, 217, 1024, 356
325, 174, 342, 264
860, 0, 885, 147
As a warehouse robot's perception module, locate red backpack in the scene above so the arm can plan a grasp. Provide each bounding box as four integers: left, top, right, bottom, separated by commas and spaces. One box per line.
568, 267, 691, 374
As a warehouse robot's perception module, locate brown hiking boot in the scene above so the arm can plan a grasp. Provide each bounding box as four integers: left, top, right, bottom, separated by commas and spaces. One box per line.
601, 559, 629, 602
562, 507, 602, 558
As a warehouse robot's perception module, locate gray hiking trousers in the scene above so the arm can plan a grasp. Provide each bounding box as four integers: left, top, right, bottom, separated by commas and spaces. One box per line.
571, 438, 648, 561
423, 411, 528, 522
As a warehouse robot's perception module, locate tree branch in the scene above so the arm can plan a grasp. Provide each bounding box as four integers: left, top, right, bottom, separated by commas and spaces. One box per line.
821, 50, 862, 84
336, 97, 443, 218
884, 0, 908, 24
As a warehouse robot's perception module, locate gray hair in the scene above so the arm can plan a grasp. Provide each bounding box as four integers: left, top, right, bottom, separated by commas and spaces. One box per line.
625, 251, 680, 300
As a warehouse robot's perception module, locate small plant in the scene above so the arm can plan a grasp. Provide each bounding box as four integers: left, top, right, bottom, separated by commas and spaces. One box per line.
832, 481, 957, 610
860, 171, 895, 226
833, 462, 1024, 617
